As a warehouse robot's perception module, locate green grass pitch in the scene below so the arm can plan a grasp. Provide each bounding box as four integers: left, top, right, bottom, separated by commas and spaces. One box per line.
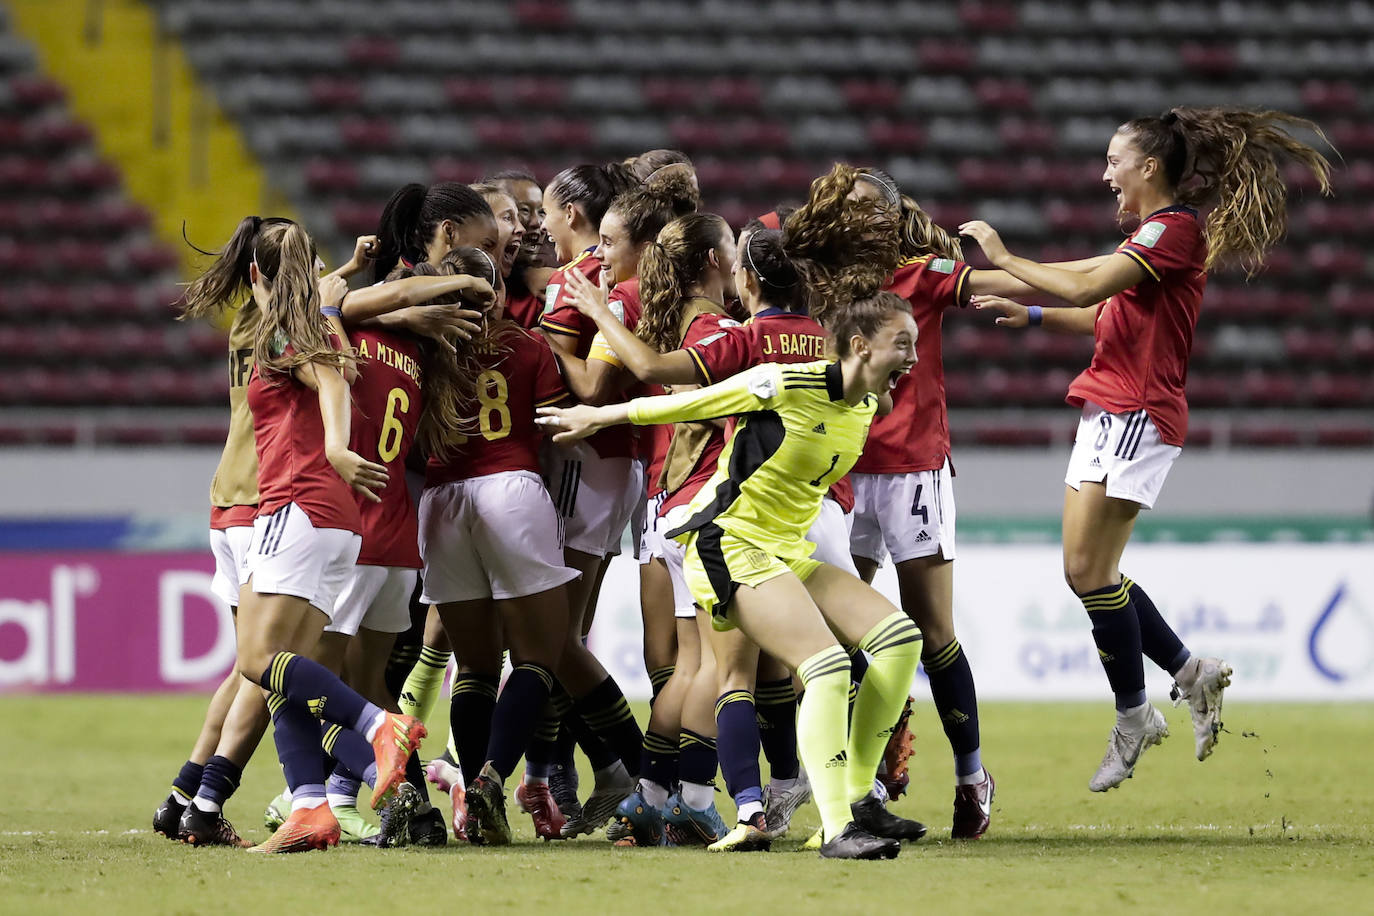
3, 696, 1371, 914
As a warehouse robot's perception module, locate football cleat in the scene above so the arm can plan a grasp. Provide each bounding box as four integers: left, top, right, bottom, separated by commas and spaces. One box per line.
408, 805, 448, 847
801, 827, 823, 851
548, 763, 583, 823
263, 788, 291, 832
850, 792, 927, 842
153, 794, 187, 840
370, 713, 427, 810
330, 801, 380, 843
361, 782, 421, 848
1089, 705, 1169, 792
425, 757, 463, 796
762, 771, 812, 839
450, 780, 471, 843
1171, 657, 1233, 761
177, 803, 251, 848
818, 822, 900, 860
607, 790, 664, 847
880, 695, 916, 801
951, 769, 995, 840
661, 792, 728, 846
466, 763, 512, 846
248, 803, 339, 854
562, 762, 633, 838
707, 812, 771, 853
515, 781, 567, 841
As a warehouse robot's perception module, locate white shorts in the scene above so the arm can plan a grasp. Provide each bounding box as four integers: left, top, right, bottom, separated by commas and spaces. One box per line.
545, 446, 644, 558
1065, 402, 1181, 510
241, 503, 361, 616
659, 531, 698, 620
327, 565, 416, 636
807, 497, 858, 575
850, 460, 957, 565
419, 470, 579, 603
637, 492, 669, 564
210, 525, 254, 608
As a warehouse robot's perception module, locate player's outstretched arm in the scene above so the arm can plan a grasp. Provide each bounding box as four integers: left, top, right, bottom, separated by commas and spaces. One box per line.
974, 294, 1099, 336
960, 220, 1144, 307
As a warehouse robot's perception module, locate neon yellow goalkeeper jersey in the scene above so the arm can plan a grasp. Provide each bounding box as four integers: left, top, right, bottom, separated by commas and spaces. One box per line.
627, 360, 877, 561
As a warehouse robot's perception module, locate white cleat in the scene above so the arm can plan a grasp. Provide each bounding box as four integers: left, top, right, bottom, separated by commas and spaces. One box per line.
1171, 657, 1233, 761
763, 770, 813, 839
1089, 705, 1168, 792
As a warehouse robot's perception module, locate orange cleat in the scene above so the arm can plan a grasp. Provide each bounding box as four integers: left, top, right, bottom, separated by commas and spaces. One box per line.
370, 712, 427, 810
880, 695, 916, 800
248, 803, 340, 854
515, 780, 567, 841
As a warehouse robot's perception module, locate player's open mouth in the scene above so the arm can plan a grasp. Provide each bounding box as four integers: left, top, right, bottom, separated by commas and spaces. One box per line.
502, 239, 520, 271
888, 367, 907, 390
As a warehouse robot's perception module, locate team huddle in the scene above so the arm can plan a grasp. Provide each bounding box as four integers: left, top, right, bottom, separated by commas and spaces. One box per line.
151, 106, 1331, 860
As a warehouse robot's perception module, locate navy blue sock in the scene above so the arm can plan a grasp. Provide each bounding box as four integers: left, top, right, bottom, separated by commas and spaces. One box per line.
574, 676, 643, 776
1081, 582, 1148, 710
525, 687, 571, 778
1123, 575, 1191, 675
715, 691, 763, 811
322, 723, 377, 788
262, 651, 382, 734
639, 730, 679, 790
487, 663, 555, 780
648, 666, 674, 706
193, 755, 241, 809
678, 728, 718, 787
922, 639, 983, 778
450, 671, 499, 785
171, 760, 204, 804
326, 766, 363, 801
755, 678, 799, 780
846, 646, 868, 722
267, 693, 327, 795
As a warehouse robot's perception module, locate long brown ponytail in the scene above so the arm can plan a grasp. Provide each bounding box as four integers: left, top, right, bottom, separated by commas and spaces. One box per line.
636, 213, 729, 353
897, 195, 963, 261
1119, 107, 1335, 273
250, 222, 348, 376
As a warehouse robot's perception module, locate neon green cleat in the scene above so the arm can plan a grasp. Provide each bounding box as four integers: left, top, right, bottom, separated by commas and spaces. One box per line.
264, 788, 291, 832
706, 813, 771, 852
332, 802, 381, 842
801, 826, 823, 851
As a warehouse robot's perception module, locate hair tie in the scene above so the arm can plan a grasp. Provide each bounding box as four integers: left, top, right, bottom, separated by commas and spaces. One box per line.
1160, 110, 1180, 127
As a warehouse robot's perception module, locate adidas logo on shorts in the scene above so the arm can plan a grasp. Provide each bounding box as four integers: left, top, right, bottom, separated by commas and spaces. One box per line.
812, 422, 827, 434
914, 530, 932, 543
1090, 457, 1102, 468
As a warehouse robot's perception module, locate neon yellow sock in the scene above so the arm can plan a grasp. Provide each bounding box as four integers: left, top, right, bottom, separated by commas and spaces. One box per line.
399, 645, 451, 725
795, 645, 852, 841
846, 611, 923, 801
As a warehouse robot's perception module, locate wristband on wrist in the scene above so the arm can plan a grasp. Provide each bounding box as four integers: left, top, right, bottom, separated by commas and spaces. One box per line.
320, 306, 343, 318
1027, 305, 1043, 327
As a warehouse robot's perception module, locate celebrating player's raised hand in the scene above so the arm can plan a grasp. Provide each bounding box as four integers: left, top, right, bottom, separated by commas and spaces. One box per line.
957, 220, 1010, 266
563, 266, 612, 319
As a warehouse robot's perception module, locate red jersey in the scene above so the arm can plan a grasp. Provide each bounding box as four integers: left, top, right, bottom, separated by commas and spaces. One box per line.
542, 260, 642, 460
349, 329, 424, 568
855, 254, 972, 474
425, 324, 567, 486
1067, 207, 1206, 447
658, 312, 738, 514
247, 364, 361, 534
641, 384, 671, 498
684, 309, 854, 513
505, 290, 543, 330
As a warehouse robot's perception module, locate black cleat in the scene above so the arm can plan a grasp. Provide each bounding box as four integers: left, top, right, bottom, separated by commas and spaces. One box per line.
408, 805, 448, 847
549, 763, 583, 822
819, 822, 901, 860
153, 794, 187, 840
177, 802, 251, 847
850, 792, 927, 841
466, 764, 512, 846
362, 782, 421, 848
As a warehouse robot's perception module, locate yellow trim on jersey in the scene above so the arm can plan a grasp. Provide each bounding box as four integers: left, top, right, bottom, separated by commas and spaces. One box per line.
953, 264, 972, 306
687, 346, 714, 384
539, 316, 581, 336
559, 249, 594, 273
535, 392, 566, 409
1120, 247, 1161, 281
